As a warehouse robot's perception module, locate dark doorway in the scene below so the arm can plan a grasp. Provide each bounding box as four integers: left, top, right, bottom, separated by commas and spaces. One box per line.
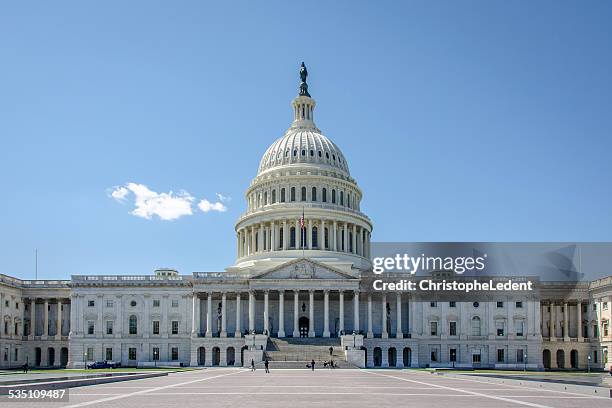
570, 349, 578, 369
299, 316, 309, 338
212, 347, 220, 366
198, 347, 205, 366
60, 348, 69, 367
403, 347, 411, 367
35, 347, 41, 366
543, 349, 551, 369
47, 348, 55, 367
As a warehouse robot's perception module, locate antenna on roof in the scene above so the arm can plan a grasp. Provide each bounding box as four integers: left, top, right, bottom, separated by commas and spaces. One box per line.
35, 248, 38, 280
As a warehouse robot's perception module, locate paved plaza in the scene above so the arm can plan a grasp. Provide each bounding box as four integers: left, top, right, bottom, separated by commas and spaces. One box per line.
2, 368, 611, 408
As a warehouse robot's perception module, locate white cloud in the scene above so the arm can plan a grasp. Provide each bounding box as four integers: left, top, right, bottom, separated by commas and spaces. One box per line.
110, 183, 194, 221
110, 186, 129, 201
198, 198, 227, 213
215, 193, 231, 202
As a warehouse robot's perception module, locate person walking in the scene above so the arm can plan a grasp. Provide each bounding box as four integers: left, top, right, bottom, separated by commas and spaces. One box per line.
264, 359, 270, 373
251, 359, 255, 372
329, 346, 333, 357
22, 363, 28, 374
311, 359, 315, 371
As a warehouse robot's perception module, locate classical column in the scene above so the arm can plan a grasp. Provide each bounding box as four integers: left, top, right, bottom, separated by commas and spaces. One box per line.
396, 293, 403, 337
293, 291, 299, 337
264, 291, 269, 335
278, 291, 285, 337
577, 302, 583, 341
68, 295, 76, 338
29, 298, 36, 338
343, 223, 348, 252
43, 299, 49, 337
563, 302, 569, 340
271, 221, 276, 252
236, 232, 240, 258
282, 220, 288, 250
550, 302, 555, 339
250, 227, 255, 255
333, 221, 338, 251
352, 224, 356, 254
353, 291, 360, 332
115, 295, 122, 337
367, 294, 373, 338
296, 219, 301, 249
206, 292, 213, 337
56, 300, 62, 339
339, 291, 345, 335
323, 290, 330, 337
321, 220, 326, 249
248, 291, 255, 333
235, 293, 242, 337
307, 219, 313, 250
308, 290, 315, 337
259, 223, 264, 252
220, 292, 227, 337
381, 293, 388, 338
192, 295, 200, 336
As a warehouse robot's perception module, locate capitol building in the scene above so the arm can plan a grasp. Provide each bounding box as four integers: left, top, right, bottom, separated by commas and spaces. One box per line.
0, 65, 611, 371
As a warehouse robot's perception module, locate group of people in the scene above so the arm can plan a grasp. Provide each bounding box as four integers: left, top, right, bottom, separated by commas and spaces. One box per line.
250, 358, 270, 373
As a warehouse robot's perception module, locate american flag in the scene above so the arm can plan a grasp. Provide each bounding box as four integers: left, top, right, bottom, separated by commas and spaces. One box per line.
299, 209, 305, 229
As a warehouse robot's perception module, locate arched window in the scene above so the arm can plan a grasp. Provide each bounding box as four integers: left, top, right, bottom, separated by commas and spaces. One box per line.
324, 228, 329, 249
322, 188, 327, 202
471, 317, 481, 336
281, 188, 286, 203
311, 187, 317, 202
290, 227, 296, 248
349, 232, 353, 252
312, 226, 318, 248
301, 187, 306, 202
347, 193, 351, 208
279, 228, 284, 249
340, 191, 344, 206
271, 190, 276, 204
332, 189, 336, 204
290, 187, 296, 202
129, 315, 138, 335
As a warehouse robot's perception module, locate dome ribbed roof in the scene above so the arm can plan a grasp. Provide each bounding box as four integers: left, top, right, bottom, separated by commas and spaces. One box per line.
258, 129, 350, 175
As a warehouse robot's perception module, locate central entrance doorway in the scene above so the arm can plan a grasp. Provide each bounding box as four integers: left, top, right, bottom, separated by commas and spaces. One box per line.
298, 316, 309, 337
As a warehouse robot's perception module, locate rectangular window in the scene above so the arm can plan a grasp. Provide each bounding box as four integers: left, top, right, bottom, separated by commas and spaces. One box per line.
88, 300, 95, 307
172, 321, 179, 335
604, 322, 609, 337
497, 349, 505, 363
171, 300, 179, 308
14, 348, 18, 361
516, 301, 523, 308
153, 299, 160, 307
171, 347, 179, 361
128, 347, 137, 361
516, 349, 524, 363
449, 348, 457, 362
496, 301, 504, 308
105, 347, 113, 361
604, 302, 609, 311
430, 321, 438, 336
86, 347, 94, 361
153, 347, 160, 361
472, 353, 481, 364
496, 320, 505, 336
106, 320, 113, 335
516, 320, 524, 337
430, 350, 438, 362
430, 301, 437, 307
449, 301, 456, 308
449, 321, 457, 336
153, 321, 160, 335
106, 299, 113, 308
87, 321, 95, 335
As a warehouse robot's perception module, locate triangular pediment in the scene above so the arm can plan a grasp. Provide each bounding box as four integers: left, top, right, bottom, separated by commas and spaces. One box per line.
252, 258, 357, 280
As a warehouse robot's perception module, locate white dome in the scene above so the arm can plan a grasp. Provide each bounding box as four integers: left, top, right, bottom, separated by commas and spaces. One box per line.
258, 129, 350, 175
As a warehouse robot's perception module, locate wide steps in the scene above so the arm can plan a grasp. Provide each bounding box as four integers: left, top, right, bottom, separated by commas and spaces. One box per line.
265, 337, 347, 368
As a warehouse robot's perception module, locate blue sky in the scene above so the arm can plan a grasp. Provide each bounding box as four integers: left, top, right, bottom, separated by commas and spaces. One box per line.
1, 1, 611, 279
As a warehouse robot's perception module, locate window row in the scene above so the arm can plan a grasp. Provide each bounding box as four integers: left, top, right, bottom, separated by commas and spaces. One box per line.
87, 299, 180, 308
86, 317, 181, 336
429, 301, 523, 308
429, 317, 525, 337
250, 186, 358, 210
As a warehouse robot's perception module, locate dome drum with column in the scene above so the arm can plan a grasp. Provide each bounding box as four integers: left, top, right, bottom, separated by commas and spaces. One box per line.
233, 64, 372, 270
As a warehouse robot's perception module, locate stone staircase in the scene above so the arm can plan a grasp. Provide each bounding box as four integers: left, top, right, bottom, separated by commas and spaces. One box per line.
263, 337, 354, 368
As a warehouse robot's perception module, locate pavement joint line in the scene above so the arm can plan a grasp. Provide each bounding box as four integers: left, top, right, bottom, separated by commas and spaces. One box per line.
61, 369, 245, 408
441, 373, 611, 400
361, 370, 553, 408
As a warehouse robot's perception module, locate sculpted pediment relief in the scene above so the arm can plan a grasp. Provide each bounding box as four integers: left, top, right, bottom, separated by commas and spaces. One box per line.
254, 259, 355, 280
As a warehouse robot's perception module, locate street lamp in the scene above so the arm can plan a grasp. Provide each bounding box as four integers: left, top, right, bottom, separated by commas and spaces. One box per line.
252, 331, 256, 350
524, 353, 527, 372
352, 331, 356, 348
588, 354, 591, 373
84, 352, 88, 370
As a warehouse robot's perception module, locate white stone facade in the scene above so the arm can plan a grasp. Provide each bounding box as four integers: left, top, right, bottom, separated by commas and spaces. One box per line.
1, 68, 611, 371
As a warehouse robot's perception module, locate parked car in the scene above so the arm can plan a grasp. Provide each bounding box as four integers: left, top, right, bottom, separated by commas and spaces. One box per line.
87, 360, 121, 369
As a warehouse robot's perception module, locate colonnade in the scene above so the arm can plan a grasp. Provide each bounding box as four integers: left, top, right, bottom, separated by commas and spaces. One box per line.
236, 220, 371, 258
27, 298, 67, 339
